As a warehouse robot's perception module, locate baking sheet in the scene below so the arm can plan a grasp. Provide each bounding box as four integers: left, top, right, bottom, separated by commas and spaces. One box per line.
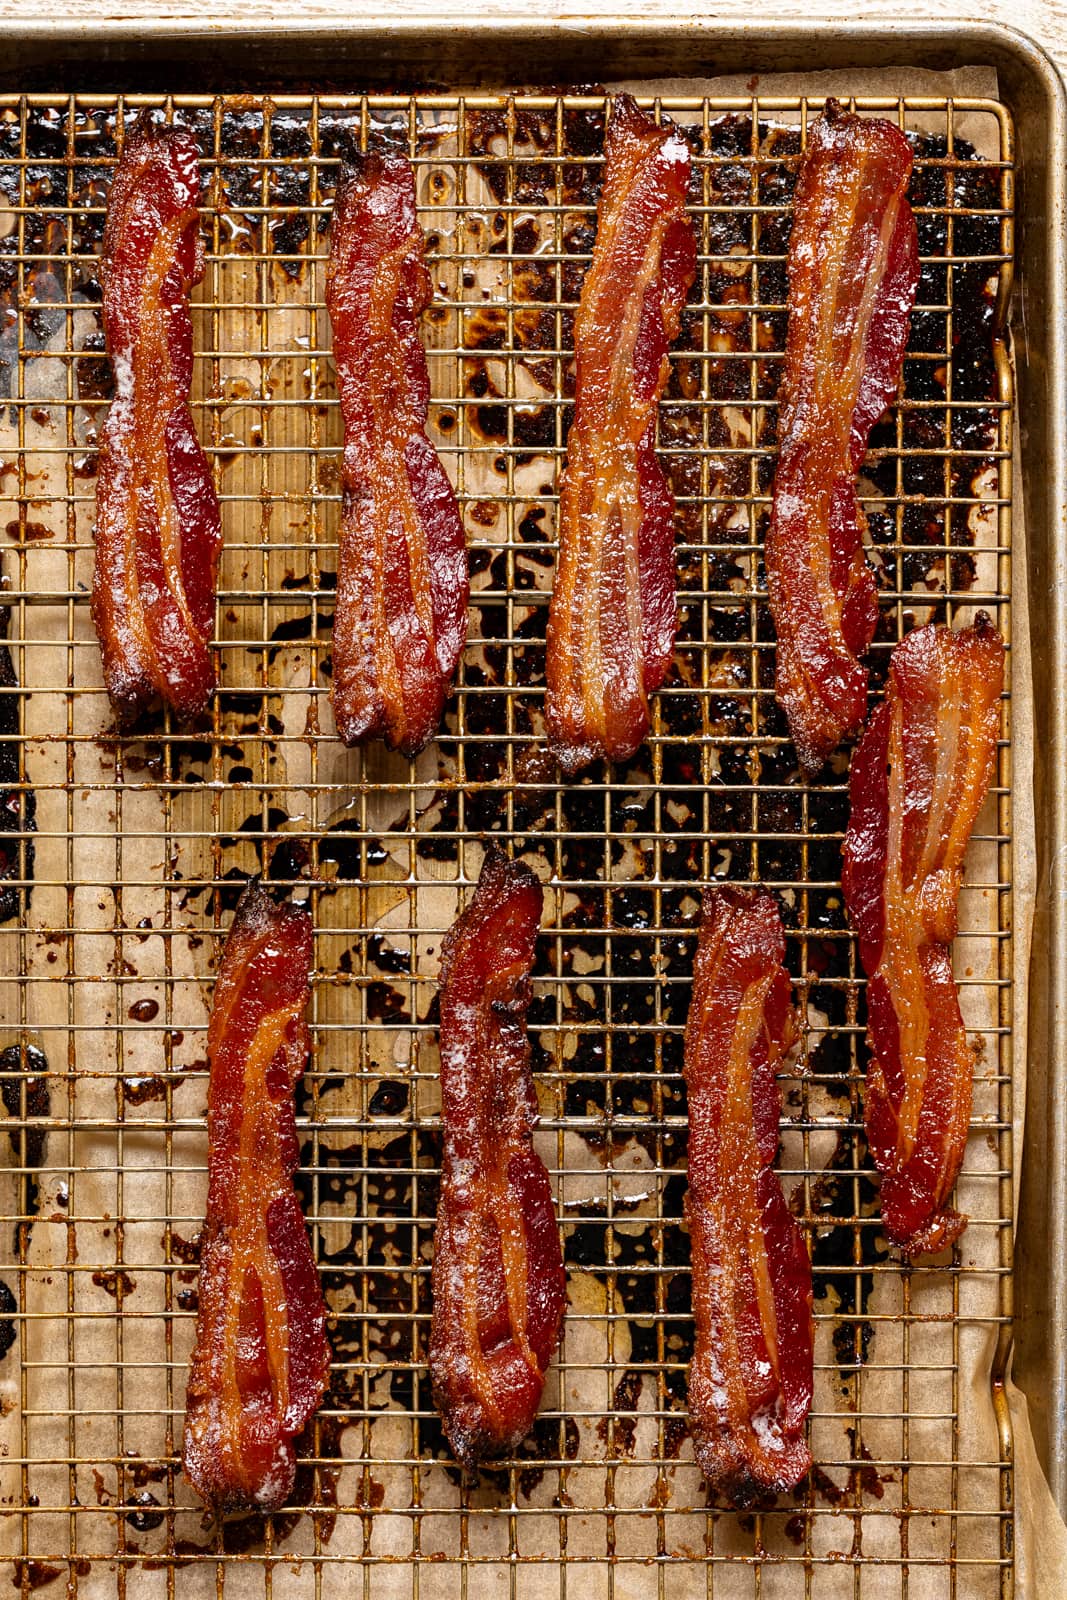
0, 62, 1040, 1596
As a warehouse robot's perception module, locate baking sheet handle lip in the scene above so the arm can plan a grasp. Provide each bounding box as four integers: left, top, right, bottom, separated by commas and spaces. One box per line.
991, 0, 1067, 1535
0, 15, 1064, 88
0, 14, 1057, 47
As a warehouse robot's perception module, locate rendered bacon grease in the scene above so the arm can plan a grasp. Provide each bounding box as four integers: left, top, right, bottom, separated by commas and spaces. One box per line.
842, 617, 1004, 1256
684, 887, 813, 1504
326, 150, 469, 756
545, 94, 696, 773
766, 100, 918, 774
183, 881, 330, 1512
92, 116, 222, 724
429, 848, 565, 1467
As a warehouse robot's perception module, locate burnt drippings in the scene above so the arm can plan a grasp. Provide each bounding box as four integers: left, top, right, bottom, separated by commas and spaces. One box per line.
122, 1075, 169, 1107
10, 1561, 63, 1593
319, 816, 389, 882
0, 612, 35, 923
312, 1125, 452, 1464
124, 1491, 165, 1533
466, 105, 557, 208
463, 1413, 581, 1499
810, 1127, 888, 1382
0, 1042, 49, 1178
91, 1267, 136, 1299
802, 1426, 889, 1509
596, 1369, 643, 1457
0, 1279, 16, 1359
0, 1042, 49, 1352
267, 608, 334, 664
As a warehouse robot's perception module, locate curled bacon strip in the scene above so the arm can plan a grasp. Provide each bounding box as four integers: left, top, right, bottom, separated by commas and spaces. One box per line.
326, 150, 468, 756
430, 848, 565, 1467
766, 99, 918, 774
842, 617, 1004, 1256
183, 880, 330, 1512
685, 886, 812, 1504
545, 95, 696, 773
92, 116, 221, 724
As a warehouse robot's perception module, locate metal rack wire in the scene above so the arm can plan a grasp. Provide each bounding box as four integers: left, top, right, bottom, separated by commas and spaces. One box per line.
0, 90, 1013, 1597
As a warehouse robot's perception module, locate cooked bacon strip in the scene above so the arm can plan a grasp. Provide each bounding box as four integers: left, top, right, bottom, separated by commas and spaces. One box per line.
842, 617, 1004, 1256
685, 886, 812, 1505
92, 116, 221, 724
766, 99, 918, 774
430, 847, 565, 1466
326, 150, 468, 757
545, 94, 696, 773
183, 880, 330, 1512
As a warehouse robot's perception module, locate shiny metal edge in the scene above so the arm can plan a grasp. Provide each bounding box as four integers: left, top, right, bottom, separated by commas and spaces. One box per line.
0, 4, 1064, 1538
994, 21, 1067, 1525
0, 16, 1057, 93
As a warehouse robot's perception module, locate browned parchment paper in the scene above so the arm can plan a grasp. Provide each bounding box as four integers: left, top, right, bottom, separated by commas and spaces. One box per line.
0, 61, 1046, 1599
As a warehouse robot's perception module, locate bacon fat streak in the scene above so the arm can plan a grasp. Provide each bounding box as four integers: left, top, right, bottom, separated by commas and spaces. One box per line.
327, 150, 469, 757
842, 617, 1004, 1256
545, 95, 696, 773
685, 887, 812, 1505
92, 117, 222, 724
183, 881, 330, 1512
766, 99, 918, 774
430, 848, 565, 1467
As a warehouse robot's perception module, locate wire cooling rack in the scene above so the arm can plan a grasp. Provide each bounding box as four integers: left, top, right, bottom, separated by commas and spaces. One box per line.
0, 91, 1013, 1597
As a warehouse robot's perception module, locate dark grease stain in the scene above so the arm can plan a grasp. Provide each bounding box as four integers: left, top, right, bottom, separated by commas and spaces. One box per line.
368, 933, 411, 974
368, 1079, 409, 1117
0, 615, 35, 923
0, 1042, 49, 1338
123, 1076, 168, 1107
170, 1231, 201, 1265
0, 1043, 49, 1173
596, 1369, 643, 1457
91, 1268, 136, 1299
810, 1127, 887, 1378
10, 1562, 63, 1592
0, 1280, 16, 1359
125, 1491, 165, 1533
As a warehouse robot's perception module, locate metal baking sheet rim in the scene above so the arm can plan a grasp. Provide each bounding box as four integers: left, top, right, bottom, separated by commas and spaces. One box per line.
1, 1, 1066, 1529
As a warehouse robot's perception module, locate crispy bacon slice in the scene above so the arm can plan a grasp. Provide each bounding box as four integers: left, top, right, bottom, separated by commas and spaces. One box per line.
766, 99, 918, 774
842, 616, 1004, 1256
429, 847, 565, 1467
684, 886, 812, 1505
92, 116, 221, 724
545, 94, 696, 773
183, 880, 330, 1512
326, 150, 468, 757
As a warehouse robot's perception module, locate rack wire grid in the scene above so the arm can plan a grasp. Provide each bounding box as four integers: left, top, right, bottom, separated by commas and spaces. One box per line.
0, 89, 1014, 1599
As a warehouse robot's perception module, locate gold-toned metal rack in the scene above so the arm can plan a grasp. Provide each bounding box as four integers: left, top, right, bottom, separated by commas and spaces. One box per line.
0, 90, 1013, 1597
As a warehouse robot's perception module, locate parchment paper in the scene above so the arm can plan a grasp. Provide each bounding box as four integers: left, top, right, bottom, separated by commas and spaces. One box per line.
0, 61, 1051, 1599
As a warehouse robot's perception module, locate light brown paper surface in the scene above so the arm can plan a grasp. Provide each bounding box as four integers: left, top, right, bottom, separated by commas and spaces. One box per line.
0, 62, 1048, 1598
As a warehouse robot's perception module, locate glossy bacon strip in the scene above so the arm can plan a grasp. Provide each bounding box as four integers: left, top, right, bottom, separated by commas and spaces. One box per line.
842, 617, 1004, 1256
685, 887, 812, 1505
430, 848, 565, 1467
766, 100, 918, 774
92, 116, 221, 723
545, 95, 696, 773
183, 881, 330, 1512
327, 150, 468, 756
